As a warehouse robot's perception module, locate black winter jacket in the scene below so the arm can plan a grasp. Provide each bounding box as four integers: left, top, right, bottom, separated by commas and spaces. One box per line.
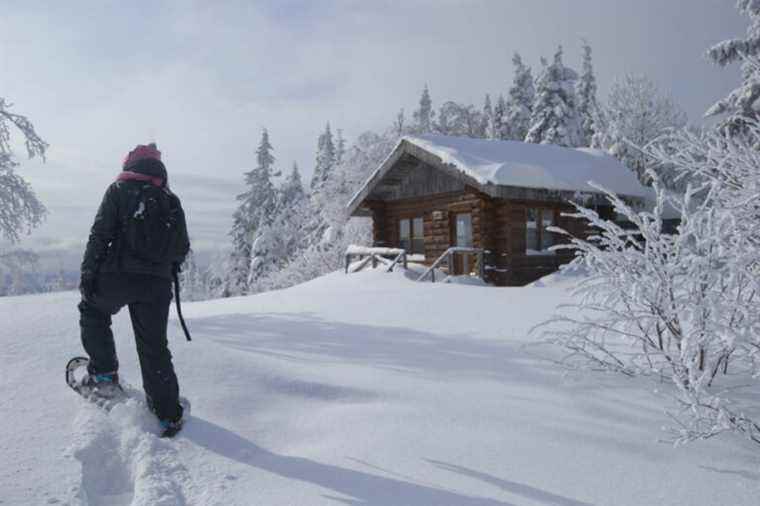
81, 160, 190, 280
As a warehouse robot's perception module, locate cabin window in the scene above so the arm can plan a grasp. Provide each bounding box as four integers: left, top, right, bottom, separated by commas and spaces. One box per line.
399, 217, 425, 254
526, 208, 555, 254
455, 213, 473, 248
412, 217, 424, 254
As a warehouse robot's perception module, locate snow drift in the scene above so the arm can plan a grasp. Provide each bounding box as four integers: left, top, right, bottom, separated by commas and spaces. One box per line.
0, 269, 756, 505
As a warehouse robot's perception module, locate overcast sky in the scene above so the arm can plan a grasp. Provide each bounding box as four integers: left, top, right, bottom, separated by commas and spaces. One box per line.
0, 0, 747, 269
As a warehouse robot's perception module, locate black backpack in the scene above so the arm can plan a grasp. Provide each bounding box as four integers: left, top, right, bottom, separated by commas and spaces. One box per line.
123, 183, 186, 264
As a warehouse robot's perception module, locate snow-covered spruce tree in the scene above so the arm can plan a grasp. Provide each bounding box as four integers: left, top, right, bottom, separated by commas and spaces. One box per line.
493, 95, 506, 140
0, 98, 47, 295
412, 84, 435, 134
310, 123, 336, 192
248, 162, 309, 293
225, 128, 278, 296
482, 94, 496, 139
539, 123, 760, 446
705, 0, 760, 136
592, 74, 686, 184
336, 128, 346, 167
304, 123, 338, 249
503, 52, 535, 141
576, 40, 599, 147
525, 46, 582, 147
277, 162, 308, 255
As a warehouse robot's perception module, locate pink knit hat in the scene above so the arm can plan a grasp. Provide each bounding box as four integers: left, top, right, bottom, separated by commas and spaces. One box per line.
123, 143, 162, 169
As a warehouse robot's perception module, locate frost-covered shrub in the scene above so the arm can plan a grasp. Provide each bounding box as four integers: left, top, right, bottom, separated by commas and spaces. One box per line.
539, 123, 760, 446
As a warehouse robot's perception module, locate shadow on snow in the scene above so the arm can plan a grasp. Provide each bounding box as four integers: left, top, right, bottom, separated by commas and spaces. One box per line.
184, 417, 595, 506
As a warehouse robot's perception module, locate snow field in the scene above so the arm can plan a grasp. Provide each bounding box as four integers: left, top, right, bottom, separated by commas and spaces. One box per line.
0, 269, 758, 505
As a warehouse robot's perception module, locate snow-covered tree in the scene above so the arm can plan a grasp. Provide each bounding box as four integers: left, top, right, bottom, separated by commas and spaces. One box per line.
592, 74, 686, 183
277, 162, 308, 254
179, 248, 211, 302
248, 162, 309, 292
493, 95, 506, 140
281, 162, 306, 206
0, 98, 47, 244
0, 98, 47, 296
526, 47, 581, 146
705, 0, 760, 135
412, 85, 434, 133
0, 249, 38, 296
226, 128, 278, 296
45, 265, 69, 293
255, 129, 390, 292
435, 101, 483, 137
576, 40, 599, 147
503, 53, 535, 141
310, 123, 336, 191
540, 121, 760, 447
302, 123, 341, 253
482, 94, 495, 139
394, 109, 406, 136
336, 128, 347, 166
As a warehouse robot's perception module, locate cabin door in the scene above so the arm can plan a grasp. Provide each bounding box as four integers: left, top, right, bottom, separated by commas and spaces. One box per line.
452, 213, 473, 275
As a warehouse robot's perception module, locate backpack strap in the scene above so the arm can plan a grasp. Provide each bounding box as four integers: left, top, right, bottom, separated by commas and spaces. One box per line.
172, 267, 192, 342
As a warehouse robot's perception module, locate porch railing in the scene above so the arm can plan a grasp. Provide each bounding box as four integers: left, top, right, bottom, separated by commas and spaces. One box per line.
416, 247, 485, 283
345, 245, 408, 274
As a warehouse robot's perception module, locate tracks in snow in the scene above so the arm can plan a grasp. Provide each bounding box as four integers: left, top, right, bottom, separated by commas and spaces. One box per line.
70, 399, 192, 506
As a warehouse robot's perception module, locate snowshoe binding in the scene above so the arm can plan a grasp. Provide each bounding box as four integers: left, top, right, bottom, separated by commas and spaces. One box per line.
151, 397, 188, 438
159, 416, 184, 438
66, 356, 125, 410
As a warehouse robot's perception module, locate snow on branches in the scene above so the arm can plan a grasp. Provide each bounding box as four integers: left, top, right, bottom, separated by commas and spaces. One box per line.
503, 53, 535, 142
538, 123, 760, 446
705, 0, 760, 134
591, 74, 686, 184
0, 98, 48, 243
525, 46, 582, 147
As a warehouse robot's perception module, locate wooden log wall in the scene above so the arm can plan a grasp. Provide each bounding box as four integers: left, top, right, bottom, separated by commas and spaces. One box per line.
374, 190, 488, 265
362, 157, 609, 286
372, 191, 601, 286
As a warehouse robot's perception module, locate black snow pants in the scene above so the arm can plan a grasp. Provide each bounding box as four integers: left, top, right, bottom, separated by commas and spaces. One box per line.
78, 272, 181, 421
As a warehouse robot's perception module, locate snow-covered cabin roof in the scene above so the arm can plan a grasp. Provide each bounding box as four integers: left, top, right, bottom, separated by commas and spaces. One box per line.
347, 134, 650, 216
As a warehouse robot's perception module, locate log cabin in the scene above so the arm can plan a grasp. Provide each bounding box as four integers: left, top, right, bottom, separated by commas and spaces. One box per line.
346, 134, 650, 286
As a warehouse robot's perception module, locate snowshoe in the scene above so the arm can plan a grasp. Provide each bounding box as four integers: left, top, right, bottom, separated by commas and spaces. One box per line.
66, 356, 126, 410
66, 356, 191, 436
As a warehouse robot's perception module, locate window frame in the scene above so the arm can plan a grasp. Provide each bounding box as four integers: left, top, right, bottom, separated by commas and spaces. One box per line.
398, 216, 425, 255
525, 207, 556, 254
455, 212, 473, 248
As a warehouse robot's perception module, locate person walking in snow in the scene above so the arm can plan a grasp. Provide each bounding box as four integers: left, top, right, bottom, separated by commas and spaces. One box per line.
78, 143, 190, 433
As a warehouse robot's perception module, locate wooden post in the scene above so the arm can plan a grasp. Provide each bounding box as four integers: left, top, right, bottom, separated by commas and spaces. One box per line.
403, 252, 408, 270
345, 254, 350, 274
372, 254, 377, 269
